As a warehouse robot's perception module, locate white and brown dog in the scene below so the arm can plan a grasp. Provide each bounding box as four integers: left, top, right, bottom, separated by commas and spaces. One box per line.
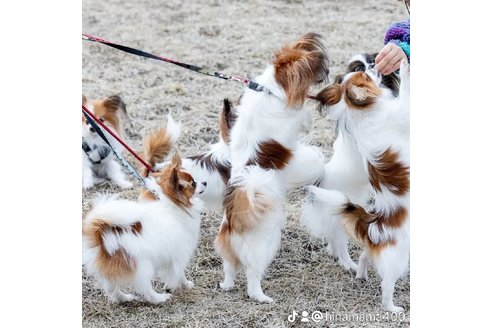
83, 123, 206, 304
214, 33, 329, 303
180, 98, 325, 212
82, 95, 132, 189
302, 58, 409, 312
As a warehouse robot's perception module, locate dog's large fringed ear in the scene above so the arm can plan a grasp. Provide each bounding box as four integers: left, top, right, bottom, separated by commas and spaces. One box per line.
169, 166, 180, 191
170, 152, 182, 169
274, 33, 328, 108
316, 84, 343, 107
103, 95, 127, 114
345, 74, 382, 109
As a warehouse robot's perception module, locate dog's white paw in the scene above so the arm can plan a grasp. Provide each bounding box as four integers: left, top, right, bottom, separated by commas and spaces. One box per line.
339, 258, 358, 272
249, 293, 274, 304
384, 304, 404, 313
146, 292, 171, 304
109, 292, 136, 303
219, 281, 234, 291
83, 181, 94, 190
182, 280, 194, 289
326, 243, 334, 256
356, 270, 368, 280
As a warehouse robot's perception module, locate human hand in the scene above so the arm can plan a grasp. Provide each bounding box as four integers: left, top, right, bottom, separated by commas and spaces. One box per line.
375, 43, 406, 75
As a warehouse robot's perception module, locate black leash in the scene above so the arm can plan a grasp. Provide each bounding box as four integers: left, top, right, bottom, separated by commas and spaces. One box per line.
82, 33, 277, 97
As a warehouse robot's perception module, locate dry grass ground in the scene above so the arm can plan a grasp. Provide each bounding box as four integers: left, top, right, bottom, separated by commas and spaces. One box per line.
82, 0, 410, 326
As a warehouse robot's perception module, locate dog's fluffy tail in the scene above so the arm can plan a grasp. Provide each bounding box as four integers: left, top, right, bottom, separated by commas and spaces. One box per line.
303, 186, 407, 247
142, 114, 181, 176
219, 98, 237, 144
83, 213, 142, 282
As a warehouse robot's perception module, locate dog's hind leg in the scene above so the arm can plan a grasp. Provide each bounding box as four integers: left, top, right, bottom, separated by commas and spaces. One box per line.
374, 248, 408, 312
219, 260, 238, 291
134, 260, 171, 304
330, 229, 358, 272
356, 250, 369, 280
101, 279, 136, 303
381, 274, 404, 312
163, 265, 194, 291
246, 266, 273, 303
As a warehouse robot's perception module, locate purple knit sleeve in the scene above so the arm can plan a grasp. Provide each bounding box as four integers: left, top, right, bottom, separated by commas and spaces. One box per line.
384, 19, 410, 60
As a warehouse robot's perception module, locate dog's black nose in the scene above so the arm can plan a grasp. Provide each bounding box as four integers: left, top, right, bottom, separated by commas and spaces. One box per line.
89, 127, 95, 133
202, 182, 207, 186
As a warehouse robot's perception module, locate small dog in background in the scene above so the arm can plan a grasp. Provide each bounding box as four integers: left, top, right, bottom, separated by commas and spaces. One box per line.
302, 58, 410, 312
215, 32, 329, 303
83, 124, 206, 304
82, 95, 132, 189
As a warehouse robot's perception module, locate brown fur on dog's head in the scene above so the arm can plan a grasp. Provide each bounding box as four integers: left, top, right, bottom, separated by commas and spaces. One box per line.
82, 95, 126, 133
316, 71, 382, 111
142, 153, 197, 209
274, 32, 329, 108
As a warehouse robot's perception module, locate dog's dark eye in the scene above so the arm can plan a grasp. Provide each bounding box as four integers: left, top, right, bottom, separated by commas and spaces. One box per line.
192, 180, 196, 188
355, 65, 365, 72
99, 117, 105, 122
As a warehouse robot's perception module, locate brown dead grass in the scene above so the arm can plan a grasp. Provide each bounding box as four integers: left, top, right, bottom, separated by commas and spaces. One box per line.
82, 0, 410, 327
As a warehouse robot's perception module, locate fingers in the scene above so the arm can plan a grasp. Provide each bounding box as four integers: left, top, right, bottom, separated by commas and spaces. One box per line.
375, 43, 393, 64
375, 44, 406, 75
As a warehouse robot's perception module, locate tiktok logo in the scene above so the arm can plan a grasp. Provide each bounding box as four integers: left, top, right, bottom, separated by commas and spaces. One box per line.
288, 310, 298, 323
288, 310, 310, 323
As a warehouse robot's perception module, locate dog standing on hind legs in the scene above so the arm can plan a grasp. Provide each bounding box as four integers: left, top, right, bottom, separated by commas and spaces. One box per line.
302, 59, 410, 312
300, 53, 402, 272
214, 33, 329, 303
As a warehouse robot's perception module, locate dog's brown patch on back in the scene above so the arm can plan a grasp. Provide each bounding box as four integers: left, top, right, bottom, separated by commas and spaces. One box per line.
274, 33, 328, 107
130, 221, 142, 235
247, 140, 293, 170
368, 148, 410, 196
219, 98, 237, 143
83, 218, 141, 281
188, 153, 231, 184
